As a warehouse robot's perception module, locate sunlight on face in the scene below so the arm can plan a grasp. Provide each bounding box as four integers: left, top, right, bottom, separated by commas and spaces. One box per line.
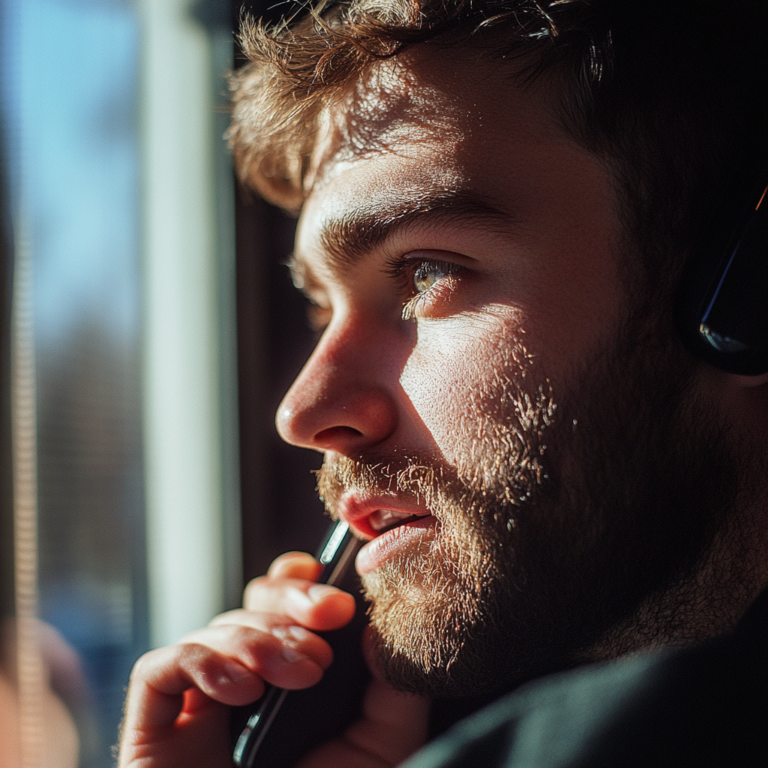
283, 47, 745, 696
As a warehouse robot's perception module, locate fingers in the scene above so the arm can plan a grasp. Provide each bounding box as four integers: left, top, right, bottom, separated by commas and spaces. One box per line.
241, 572, 356, 633
185, 621, 334, 674
267, 551, 323, 580
125, 645, 260, 732
125, 624, 329, 733
119, 548, 360, 768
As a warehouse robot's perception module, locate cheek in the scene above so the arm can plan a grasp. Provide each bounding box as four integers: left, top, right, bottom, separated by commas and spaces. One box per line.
399, 312, 520, 461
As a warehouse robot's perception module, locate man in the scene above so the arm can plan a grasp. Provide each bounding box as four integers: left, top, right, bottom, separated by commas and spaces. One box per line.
118, 1, 768, 765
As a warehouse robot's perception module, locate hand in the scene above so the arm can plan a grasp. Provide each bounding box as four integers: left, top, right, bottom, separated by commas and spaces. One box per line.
117, 552, 429, 768
117, 552, 355, 768
294, 643, 430, 768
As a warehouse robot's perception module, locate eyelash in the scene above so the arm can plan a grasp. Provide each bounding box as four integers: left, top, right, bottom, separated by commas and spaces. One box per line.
382, 255, 462, 320
302, 254, 464, 333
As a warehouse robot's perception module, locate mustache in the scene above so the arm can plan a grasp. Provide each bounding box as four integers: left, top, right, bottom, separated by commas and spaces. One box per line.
314, 445, 547, 527
315, 453, 462, 518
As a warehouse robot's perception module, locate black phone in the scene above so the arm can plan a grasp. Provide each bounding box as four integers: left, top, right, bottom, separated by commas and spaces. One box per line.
231, 521, 368, 768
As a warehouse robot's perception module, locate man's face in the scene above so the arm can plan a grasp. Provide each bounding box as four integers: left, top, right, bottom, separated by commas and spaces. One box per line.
277, 49, 735, 696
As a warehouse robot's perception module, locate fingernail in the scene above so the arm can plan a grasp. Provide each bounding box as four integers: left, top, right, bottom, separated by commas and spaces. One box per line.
281, 646, 309, 664
308, 584, 337, 603
222, 660, 252, 684
272, 625, 311, 643
286, 625, 311, 642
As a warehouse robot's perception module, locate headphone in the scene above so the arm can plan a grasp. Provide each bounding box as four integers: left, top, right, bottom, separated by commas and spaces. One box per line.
675, 162, 768, 376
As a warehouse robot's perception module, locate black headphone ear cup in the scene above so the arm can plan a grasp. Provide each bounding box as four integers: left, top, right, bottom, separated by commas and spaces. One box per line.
675, 168, 768, 376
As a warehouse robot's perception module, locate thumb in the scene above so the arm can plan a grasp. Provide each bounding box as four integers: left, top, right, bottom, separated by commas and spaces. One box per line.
293, 629, 430, 768
347, 675, 430, 765
345, 629, 430, 764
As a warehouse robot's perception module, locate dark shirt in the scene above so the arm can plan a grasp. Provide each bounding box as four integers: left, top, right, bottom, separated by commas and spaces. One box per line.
403, 589, 768, 768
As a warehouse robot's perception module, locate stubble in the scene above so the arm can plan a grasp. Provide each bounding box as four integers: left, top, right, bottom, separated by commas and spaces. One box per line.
316, 312, 748, 698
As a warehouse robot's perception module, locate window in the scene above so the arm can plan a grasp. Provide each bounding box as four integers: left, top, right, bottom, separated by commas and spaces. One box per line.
1, 1, 238, 763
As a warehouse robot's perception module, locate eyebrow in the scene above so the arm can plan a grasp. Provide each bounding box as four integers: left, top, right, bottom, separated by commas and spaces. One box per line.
291, 188, 514, 288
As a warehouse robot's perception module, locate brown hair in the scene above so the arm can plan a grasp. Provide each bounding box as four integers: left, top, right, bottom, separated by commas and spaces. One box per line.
229, 0, 767, 287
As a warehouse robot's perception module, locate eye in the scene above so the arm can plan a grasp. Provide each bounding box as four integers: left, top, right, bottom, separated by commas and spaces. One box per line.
383, 253, 463, 320
412, 261, 457, 294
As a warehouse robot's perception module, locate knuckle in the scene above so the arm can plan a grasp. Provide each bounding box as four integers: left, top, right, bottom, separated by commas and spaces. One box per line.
243, 576, 266, 604
209, 608, 249, 628
228, 623, 258, 645
268, 551, 319, 579
174, 641, 210, 667
208, 609, 236, 627
129, 649, 161, 680
270, 551, 309, 569
222, 624, 277, 665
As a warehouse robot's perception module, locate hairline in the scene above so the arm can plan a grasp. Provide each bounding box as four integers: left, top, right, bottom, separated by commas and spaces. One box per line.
291, 46, 650, 305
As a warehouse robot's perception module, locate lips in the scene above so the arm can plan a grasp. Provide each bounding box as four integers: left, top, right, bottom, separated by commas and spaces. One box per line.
338, 493, 429, 538
338, 494, 437, 574
369, 509, 425, 534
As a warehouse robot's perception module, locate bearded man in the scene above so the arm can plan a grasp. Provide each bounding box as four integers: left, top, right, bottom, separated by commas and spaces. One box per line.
118, 0, 768, 766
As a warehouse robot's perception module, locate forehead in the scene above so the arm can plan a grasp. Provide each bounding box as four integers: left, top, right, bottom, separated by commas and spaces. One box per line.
303, 45, 563, 195
296, 44, 617, 288
293, 45, 623, 374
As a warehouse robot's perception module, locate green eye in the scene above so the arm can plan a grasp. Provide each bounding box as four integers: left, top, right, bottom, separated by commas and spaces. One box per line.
383, 253, 464, 321
413, 261, 455, 293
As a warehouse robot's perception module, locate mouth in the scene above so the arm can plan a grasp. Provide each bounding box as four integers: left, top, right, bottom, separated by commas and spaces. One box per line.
338, 493, 432, 539
369, 509, 426, 534
338, 494, 437, 575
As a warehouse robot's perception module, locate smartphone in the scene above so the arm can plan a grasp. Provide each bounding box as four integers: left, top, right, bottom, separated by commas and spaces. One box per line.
232, 520, 364, 768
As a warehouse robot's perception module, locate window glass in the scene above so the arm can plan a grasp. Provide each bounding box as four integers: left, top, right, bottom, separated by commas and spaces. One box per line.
2, 1, 146, 764
2, 1, 238, 763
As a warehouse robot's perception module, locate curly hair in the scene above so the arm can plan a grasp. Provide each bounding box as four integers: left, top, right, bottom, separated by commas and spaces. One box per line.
229, 0, 766, 287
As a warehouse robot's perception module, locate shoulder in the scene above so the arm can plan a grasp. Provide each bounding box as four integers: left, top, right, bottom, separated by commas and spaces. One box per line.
402, 590, 768, 768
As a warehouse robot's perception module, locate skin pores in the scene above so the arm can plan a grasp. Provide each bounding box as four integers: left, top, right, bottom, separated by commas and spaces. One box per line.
279, 49, 748, 697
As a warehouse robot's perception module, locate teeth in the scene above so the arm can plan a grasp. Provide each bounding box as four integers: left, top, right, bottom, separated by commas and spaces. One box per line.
370, 509, 422, 533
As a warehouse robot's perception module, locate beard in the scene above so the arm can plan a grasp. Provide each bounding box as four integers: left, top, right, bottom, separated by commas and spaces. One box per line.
316, 308, 749, 699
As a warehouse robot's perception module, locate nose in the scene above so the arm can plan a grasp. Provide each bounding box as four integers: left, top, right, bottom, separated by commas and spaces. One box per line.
276, 319, 399, 454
